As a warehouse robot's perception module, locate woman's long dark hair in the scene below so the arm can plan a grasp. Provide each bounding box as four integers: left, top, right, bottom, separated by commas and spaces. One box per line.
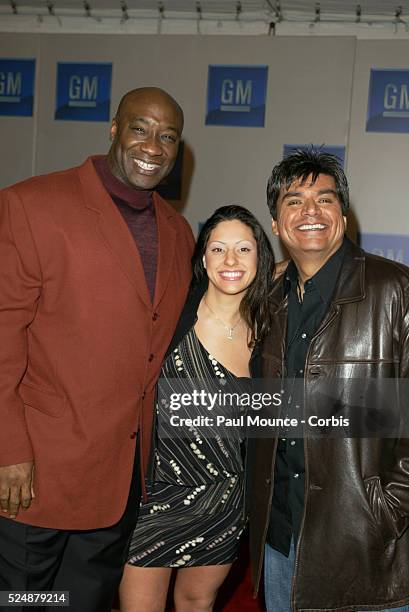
192, 205, 275, 346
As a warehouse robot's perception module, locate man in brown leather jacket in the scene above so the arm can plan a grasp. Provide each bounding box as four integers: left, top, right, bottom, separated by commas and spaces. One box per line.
248, 149, 409, 612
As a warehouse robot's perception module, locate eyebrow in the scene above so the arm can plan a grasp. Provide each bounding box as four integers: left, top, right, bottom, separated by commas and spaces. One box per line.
128, 116, 179, 134
209, 239, 254, 245
282, 188, 338, 201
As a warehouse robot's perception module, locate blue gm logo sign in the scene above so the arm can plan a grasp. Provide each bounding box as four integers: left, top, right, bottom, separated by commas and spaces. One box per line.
0, 59, 35, 117
55, 62, 112, 122
283, 145, 345, 168
206, 65, 268, 127
366, 68, 409, 133
359, 233, 409, 264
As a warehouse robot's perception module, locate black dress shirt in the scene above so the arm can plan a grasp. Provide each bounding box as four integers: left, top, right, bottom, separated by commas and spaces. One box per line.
267, 240, 346, 555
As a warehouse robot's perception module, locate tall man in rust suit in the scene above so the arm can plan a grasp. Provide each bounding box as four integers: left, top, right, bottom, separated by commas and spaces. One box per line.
248, 149, 409, 612
0, 87, 194, 611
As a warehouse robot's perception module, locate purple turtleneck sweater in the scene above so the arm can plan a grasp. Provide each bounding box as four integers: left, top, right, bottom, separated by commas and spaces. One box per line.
93, 156, 158, 302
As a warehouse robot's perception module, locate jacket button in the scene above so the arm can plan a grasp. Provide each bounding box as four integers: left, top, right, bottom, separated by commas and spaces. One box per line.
130, 432, 136, 439
152, 312, 159, 321
148, 353, 154, 362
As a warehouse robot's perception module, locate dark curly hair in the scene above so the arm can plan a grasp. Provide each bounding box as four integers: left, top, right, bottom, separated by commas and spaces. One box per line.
192, 205, 275, 346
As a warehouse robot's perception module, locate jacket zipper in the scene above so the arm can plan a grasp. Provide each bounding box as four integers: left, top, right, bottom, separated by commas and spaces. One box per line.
254, 437, 279, 595
254, 313, 287, 594
242, 435, 249, 523
254, 354, 284, 593
289, 306, 340, 612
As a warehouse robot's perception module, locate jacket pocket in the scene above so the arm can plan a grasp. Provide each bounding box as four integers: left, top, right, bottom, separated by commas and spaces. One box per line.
19, 382, 66, 418
364, 476, 398, 545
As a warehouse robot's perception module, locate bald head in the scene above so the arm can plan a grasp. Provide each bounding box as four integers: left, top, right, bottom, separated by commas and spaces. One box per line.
115, 87, 184, 131
107, 86, 184, 191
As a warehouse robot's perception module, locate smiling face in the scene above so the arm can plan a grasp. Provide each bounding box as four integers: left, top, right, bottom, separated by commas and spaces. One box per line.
272, 173, 346, 266
203, 220, 258, 297
107, 89, 183, 190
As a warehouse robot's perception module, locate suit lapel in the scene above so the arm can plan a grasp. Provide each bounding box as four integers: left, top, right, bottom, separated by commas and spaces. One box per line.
152, 192, 177, 309
272, 301, 288, 367
262, 279, 287, 370
77, 157, 151, 308
313, 239, 366, 338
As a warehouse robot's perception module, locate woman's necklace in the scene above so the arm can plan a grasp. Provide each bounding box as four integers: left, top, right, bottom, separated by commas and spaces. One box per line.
204, 299, 242, 340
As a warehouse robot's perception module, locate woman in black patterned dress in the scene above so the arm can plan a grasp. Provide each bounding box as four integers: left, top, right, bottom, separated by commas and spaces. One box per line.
120, 205, 275, 612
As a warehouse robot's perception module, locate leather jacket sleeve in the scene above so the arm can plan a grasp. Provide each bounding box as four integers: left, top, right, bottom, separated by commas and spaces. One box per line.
373, 292, 409, 540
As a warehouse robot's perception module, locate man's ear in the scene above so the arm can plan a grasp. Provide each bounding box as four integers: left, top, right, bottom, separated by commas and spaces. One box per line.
109, 118, 118, 142
271, 218, 279, 237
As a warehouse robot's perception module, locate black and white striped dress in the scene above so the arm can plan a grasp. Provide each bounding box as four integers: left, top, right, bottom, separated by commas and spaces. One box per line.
127, 327, 249, 567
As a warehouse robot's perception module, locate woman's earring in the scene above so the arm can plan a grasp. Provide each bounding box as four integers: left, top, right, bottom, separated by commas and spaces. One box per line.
203, 256, 206, 269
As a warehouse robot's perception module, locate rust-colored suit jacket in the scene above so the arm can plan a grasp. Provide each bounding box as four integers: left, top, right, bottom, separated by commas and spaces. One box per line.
0, 156, 195, 530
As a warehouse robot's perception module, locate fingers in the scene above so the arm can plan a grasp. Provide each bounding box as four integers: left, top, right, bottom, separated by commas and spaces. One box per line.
0, 485, 9, 514
20, 480, 33, 510
0, 462, 35, 519
8, 485, 23, 519
31, 464, 35, 499
0, 484, 32, 518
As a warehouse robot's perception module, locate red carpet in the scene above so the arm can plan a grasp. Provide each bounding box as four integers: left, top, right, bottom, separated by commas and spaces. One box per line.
214, 537, 265, 612
113, 536, 265, 611
166, 535, 265, 611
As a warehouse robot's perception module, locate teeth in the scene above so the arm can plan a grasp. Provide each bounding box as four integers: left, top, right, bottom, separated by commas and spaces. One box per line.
298, 224, 326, 230
134, 159, 159, 171
220, 272, 243, 278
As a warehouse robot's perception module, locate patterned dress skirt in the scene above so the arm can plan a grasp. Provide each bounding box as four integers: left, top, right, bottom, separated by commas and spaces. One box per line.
127, 327, 248, 567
